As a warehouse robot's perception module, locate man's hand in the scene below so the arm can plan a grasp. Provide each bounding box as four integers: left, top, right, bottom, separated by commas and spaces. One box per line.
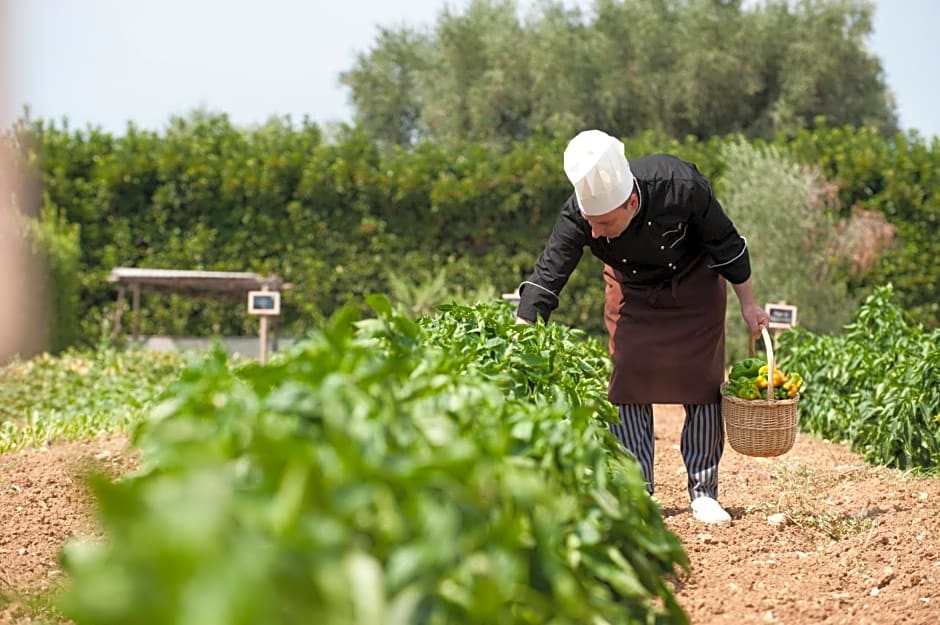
731, 279, 770, 338
515, 315, 533, 325
741, 302, 770, 338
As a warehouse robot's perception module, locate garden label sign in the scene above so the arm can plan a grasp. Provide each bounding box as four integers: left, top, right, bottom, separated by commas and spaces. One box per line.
248, 290, 281, 315
765, 301, 798, 330
248, 289, 281, 364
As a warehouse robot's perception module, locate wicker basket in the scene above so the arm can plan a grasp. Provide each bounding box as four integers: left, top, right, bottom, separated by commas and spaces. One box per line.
721, 328, 799, 457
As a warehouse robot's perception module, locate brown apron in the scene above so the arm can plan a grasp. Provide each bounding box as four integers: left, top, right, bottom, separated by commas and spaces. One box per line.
603, 253, 727, 405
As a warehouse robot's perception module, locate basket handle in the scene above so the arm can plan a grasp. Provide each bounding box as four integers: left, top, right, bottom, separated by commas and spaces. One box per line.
746, 327, 776, 401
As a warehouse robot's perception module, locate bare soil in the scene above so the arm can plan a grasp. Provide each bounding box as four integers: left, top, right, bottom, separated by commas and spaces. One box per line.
1, 406, 938, 624
0, 436, 136, 623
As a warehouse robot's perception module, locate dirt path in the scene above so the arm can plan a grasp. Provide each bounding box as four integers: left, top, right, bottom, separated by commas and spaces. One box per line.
1, 407, 938, 624
653, 404, 940, 624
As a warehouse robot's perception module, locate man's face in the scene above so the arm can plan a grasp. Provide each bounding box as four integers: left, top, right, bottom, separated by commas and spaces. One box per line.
584, 190, 639, 239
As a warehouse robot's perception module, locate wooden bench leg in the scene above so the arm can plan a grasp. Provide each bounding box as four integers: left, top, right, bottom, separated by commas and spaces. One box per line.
111, 286, 125, 344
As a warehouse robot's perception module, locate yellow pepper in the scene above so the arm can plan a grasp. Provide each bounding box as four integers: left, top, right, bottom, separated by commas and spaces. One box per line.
758, 365, 786, 387
783, 372, 803, 398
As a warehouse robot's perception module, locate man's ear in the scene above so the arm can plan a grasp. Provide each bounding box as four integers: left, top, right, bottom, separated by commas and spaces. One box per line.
628, 191, 639, 211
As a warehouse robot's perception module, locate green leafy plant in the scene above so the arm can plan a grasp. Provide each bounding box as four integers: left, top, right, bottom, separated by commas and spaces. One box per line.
386, 266, 497, 317
778, 285, 940, 471
0, 346, 185, 453
60, 300, 689, 625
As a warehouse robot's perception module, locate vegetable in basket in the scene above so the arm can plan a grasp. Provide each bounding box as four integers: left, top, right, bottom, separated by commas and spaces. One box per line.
723, 358, 805, 401
729, 358, 762, 380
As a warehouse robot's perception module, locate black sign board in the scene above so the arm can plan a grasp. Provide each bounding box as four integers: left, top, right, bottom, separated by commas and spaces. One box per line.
248, 290, 281, 315
765, 302, 797, 329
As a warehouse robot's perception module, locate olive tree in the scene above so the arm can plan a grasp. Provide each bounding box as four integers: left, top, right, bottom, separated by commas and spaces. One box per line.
340, 0, 897, 144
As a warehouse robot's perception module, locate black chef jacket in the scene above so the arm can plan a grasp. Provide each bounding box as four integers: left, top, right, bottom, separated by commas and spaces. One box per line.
517, 153, 751, 322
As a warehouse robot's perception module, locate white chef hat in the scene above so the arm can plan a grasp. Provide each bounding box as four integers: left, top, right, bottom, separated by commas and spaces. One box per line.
563, 130, 634, 216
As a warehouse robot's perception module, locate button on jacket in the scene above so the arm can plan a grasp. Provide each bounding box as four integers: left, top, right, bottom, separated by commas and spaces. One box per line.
517, 154, 751, 322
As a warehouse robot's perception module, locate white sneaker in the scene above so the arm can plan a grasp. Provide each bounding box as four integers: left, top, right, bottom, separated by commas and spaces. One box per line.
690, 496, 732, 525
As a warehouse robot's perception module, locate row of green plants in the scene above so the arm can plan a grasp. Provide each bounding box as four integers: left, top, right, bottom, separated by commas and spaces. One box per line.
0, 346, 184, 453
59, 299, 690, 625
3, 289, 936, 622
4, 114, 939, 351
778, 285, 940, 472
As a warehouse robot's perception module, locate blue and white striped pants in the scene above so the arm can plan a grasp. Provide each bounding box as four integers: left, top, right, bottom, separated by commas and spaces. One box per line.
609, 403, 724, 501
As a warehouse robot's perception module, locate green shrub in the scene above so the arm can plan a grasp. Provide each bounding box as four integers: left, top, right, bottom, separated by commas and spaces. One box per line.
22, 199, 82, 353
778, 285, 940, 472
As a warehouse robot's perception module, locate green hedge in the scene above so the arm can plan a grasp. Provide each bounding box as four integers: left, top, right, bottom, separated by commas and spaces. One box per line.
5, 115, 938, 348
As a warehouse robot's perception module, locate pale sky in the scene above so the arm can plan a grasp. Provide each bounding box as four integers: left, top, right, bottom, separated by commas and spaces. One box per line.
3, 0, 939, 139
